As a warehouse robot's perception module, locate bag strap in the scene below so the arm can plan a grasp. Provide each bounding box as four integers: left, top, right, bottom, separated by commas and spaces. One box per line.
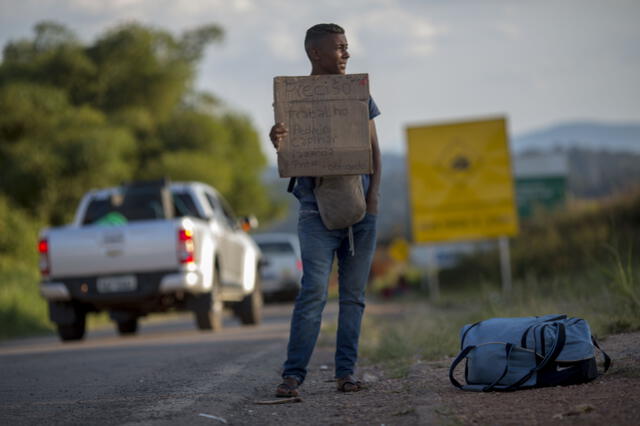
520, 325, 533, 348
348, 226, 355, 256
287, 177, 296, 193
504, 322, 566, 391
449, 344, 516, 392
481, 343, 514, 392
520, 315, 567, 349
449, 345, 476, 389
460, 320, 482, 350
591, 335, 612, 372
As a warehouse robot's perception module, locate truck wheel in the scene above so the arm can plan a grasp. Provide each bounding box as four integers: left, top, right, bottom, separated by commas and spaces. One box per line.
237, 268, 263, 325
194, 269, 223, 331
116, 319, 138, 335
57, 315, 86, 341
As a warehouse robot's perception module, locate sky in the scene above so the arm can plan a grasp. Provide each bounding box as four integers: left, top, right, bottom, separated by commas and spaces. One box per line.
1, 0, 639, 164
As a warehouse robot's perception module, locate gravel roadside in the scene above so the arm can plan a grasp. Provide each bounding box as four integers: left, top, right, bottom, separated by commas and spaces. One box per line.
242, 331, 640, 425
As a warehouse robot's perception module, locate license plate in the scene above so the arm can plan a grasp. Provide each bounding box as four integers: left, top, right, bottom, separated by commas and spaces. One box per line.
96, 275, 137, 293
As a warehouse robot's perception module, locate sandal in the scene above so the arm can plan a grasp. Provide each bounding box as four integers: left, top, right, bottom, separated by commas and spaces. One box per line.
275, 376, 300, 397
336, 375, 362, 392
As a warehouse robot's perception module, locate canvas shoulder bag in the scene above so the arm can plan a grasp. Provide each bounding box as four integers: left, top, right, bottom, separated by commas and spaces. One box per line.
313, 175, 366, 230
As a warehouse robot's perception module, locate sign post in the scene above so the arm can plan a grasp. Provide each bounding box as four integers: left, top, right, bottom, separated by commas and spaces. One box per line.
406, 117, 519, 295
498, 237, 512, 293
425, 245, 440, 299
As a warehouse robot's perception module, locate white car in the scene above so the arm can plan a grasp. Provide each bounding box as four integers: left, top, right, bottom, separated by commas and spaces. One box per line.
253, 233, 302, 301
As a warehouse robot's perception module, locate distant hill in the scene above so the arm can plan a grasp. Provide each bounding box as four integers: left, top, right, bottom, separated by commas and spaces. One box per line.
513, 121, 640, 153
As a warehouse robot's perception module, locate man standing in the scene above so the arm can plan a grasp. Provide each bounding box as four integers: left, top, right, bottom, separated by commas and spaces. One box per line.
269, 23, 381, 396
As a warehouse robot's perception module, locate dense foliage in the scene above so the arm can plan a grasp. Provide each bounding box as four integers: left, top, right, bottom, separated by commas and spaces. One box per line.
0, 21, 279, 233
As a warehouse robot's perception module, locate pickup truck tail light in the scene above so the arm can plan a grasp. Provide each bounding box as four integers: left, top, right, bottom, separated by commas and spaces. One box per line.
38, 238, 50, 277
296, 259, 303, 272
177, 228, 195, 264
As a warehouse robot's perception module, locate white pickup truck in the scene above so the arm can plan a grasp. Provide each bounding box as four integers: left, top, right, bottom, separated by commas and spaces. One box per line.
38, 179, 263, 341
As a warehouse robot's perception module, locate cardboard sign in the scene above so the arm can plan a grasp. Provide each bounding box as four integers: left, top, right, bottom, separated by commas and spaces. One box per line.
274, 74, 372, 177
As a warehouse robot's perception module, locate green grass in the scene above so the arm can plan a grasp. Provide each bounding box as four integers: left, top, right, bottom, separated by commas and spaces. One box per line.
601, 243, 640, 322
0, 263, 53, 339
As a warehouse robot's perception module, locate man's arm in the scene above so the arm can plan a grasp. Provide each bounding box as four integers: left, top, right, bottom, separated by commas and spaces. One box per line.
366, 119, 382, 214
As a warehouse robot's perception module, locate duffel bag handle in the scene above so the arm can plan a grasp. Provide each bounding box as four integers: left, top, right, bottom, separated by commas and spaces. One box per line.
482, 343, 514, 392
449, 345, 475, 389
520, 314, 567, 349
591, 335, 612, 372
503, 322, 566, 391
449, 343, 514, 392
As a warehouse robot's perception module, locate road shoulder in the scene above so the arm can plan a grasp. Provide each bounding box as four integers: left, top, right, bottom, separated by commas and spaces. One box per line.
239, 332, 640, 425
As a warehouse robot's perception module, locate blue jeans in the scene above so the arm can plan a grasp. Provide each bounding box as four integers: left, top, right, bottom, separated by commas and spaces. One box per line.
282, 210, 377, 383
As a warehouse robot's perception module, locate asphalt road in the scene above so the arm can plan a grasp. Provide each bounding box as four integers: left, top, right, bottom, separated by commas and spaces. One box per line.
0, 303, 328, 425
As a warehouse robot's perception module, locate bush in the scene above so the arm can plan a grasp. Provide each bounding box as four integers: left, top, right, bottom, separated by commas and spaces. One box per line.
0, 265, 51, 339
442, 189, 640, 285
0, 195, 50, 339
0, 195, 41, 268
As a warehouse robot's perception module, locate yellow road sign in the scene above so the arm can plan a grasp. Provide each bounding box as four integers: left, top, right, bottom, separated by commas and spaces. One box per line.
406, 117, 519, 243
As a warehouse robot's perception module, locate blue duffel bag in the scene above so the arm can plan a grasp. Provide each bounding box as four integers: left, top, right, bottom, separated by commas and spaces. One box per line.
449, 314, 611, 391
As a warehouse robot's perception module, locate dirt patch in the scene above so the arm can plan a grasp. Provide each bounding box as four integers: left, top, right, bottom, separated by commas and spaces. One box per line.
237, 348, 424, 425
416, 331, 640, 425
240, 332, 640, 425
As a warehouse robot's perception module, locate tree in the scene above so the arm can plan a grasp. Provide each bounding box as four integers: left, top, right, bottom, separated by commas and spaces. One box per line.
0, 82, 136, 224
0, 21, 279, 226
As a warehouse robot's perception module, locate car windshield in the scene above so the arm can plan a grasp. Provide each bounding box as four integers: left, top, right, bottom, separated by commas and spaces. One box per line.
257, 242, 295, 255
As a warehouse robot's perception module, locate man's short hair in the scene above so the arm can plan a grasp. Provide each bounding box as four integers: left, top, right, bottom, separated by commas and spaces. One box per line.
304, 23, 345, 57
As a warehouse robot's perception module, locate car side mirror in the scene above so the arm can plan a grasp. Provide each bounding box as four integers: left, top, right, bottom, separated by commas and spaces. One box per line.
240, 215, 258, 232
